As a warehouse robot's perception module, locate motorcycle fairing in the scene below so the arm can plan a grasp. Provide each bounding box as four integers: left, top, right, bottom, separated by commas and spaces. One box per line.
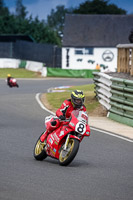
46, 125, 73, 159
69, 112, 90, 136
45, 110, 90, 159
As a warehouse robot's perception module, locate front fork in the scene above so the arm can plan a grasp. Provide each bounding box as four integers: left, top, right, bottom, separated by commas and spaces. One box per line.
64, 134, 70, 150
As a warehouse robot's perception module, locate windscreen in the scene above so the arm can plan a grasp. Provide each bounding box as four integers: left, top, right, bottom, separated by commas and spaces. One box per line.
72, 110, 88, 124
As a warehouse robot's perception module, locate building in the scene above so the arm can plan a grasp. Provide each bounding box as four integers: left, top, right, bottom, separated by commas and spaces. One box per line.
62, 14, 133, 72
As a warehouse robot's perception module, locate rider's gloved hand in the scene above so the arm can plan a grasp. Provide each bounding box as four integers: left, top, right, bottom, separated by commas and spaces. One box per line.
59, 115, 66, 120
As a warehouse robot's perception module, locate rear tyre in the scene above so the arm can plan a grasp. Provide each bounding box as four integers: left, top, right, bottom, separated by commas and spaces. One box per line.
33, 132, 47, 161
59, 138, 79, 166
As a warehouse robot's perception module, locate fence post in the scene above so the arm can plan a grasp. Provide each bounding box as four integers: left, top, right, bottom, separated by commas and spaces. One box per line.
9, 42, 13, 58
117, 48, 120, 73
131, 49, 133, 76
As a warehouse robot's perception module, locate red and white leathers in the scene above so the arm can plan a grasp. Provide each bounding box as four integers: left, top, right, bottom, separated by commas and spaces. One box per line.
56, 98, 86, 118
40, 99, 86, 142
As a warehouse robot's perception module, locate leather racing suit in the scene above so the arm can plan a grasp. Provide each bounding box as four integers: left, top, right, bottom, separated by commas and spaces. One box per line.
56, 98, 86, 118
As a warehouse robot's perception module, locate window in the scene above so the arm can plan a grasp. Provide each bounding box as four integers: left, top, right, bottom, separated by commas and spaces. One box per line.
84, 48, 93, 55
75, 49, 83, 55
75, 48, 93, 55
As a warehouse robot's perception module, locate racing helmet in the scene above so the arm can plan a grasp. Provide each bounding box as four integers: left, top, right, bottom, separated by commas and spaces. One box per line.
7, 74, 11, 77
71, 90, 85, 108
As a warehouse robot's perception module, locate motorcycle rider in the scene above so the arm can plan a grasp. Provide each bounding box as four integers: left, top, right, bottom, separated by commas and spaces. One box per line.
40, 90, 86, 142
7, 74, 13, 87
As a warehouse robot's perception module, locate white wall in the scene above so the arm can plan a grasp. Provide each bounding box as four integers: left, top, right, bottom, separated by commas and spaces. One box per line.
0, 58, 20, 68
62, 47, 117, 72
25, 61, 43, 72
0, 59, 44, 73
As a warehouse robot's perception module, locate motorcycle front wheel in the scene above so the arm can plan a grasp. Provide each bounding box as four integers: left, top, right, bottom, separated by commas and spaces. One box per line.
33, 132, 47, 161
59, 138, 79, 166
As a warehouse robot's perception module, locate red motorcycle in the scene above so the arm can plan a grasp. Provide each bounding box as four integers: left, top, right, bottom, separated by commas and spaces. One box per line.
9, 78, 19, 88
33, 110, 90, 166
6, 78, 19, 88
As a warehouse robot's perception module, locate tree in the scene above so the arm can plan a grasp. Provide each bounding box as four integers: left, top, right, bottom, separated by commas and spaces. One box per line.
47, 5, 72, 38
73, 0, 127, 14
15, 0, 28, 19
0, 0, 4, 8
0, 0, 9, 16
28, 16, 61, 45
0, 0, 11, 34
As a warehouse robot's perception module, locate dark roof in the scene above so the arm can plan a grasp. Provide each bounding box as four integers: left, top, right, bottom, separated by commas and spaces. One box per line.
62, 14, 133, 47
0, 34, 35, 42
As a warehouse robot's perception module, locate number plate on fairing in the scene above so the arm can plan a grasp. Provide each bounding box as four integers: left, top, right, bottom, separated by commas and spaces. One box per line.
75, 122, 86, 135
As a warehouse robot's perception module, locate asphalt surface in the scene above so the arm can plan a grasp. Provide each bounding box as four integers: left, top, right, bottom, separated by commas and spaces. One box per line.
0, 78, 133, 200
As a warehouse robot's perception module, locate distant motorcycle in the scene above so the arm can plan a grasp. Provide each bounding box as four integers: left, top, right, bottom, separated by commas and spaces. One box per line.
33, 110, 90, 166
6, 78, 19, 88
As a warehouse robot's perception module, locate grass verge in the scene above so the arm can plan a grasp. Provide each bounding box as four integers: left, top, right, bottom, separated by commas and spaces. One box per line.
0, 68, 41, 78
45, 84, 104, 116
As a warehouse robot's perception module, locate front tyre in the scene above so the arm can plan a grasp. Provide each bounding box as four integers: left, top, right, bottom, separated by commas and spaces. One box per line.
33, 133, 47, 161
59, 138, 79, 166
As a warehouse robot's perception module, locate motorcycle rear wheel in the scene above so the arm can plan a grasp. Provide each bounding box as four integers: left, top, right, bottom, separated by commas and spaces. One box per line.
33, 133, 47, 160
59, 138, 79, 166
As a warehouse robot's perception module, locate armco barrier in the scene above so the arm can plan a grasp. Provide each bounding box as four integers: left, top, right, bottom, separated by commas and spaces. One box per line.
93, 72, 133, 127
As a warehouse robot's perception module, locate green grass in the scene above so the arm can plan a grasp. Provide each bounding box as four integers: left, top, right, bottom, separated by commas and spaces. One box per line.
46, 84, 99, 114
0, 68, 41, 78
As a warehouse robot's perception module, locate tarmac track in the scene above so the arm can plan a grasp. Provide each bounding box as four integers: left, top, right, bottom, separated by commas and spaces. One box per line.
0, 78, 133, 200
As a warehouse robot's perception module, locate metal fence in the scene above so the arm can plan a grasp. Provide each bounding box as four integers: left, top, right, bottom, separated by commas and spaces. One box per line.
0, 42, 13, 58
0, 41, 61, 68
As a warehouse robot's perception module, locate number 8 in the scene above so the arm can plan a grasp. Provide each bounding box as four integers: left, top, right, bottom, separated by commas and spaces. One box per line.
76, 122, 86, 134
